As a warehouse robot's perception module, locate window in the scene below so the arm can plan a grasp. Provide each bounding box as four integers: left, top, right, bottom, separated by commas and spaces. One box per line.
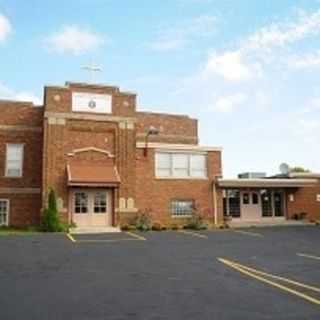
94, 192, 107, 214
171, 200, 194, 217
5, 144, 24, 177
155, 152, 207, 178
243, 193, 250, 204
261, 190, 272, 217
172, 154, 188, 177
223, 189, 241, 218
155, 153, 171, 177
252, 192, 259, 204
74, 192, 88, 214
0, 200, 9, 226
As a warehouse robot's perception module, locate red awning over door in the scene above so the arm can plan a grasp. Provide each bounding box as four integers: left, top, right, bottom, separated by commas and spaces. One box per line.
67, 164, 120, 187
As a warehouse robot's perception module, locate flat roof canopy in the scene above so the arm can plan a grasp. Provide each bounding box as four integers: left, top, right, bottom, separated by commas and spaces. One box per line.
217, 178, 318, 188
67, 164, 120, 187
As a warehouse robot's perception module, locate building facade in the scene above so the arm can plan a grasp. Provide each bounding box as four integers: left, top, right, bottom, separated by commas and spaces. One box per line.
0, 82, 223, 229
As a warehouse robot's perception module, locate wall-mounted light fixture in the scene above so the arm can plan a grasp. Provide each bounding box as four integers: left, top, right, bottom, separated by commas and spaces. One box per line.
144, 126, 159, 157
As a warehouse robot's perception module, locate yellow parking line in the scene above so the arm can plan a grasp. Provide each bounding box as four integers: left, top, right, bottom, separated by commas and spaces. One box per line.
178, 230, 208, 239
66, 233, 76, 243
77, 238, 142, 243
221, 258, 320, 293
218, 258, 320, 306
297, 253, 320, 261
233, 230, 263, 237
125, 231, 146, 241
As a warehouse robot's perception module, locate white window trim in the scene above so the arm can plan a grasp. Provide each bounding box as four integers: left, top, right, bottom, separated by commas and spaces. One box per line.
5, 143, 24, 178
0, 199, 10, 226
155, 151, 208, 180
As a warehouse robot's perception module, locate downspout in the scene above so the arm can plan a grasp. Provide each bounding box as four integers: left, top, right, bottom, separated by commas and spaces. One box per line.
212, 178, 218, 225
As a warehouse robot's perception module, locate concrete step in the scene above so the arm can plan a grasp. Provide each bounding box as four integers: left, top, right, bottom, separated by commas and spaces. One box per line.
70, 226, 121, 234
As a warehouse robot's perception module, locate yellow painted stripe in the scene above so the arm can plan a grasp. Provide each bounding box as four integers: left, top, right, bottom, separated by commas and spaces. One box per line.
66, 233, 76, 243
218, 258, 320, 306
297, 253, 320, 261
178, 230, 208, 239
233, 230, 263, 237
222, 258, 320, 293
125, 231, 146, 241
77, 238, 142, 243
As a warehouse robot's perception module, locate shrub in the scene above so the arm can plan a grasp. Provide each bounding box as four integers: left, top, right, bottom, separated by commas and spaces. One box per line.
170, 224, 180, 230
41, 189, 63, 232
184, 214, 208, 230
135, 211, 152, 231
152, 221, 163, 231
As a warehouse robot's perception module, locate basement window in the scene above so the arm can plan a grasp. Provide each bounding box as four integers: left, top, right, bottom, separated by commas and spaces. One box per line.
171, 200, 194, 217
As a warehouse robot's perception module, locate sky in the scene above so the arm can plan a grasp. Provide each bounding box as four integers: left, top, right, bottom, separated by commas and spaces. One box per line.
0, 0, 319, 177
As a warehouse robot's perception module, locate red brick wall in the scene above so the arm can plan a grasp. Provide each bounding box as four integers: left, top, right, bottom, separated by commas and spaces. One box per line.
287, 182, 320, 221
134, 148, 223, 226
136, 112, 198, 144
2, 193, 42, 226
0, 101, 43, 226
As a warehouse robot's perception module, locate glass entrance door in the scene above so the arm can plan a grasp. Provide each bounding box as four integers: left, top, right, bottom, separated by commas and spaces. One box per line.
72, 189, 112, 227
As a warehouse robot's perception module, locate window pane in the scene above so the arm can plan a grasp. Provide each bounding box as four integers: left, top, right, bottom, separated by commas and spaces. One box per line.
243, 193, 250, 204
190, 155, 206, 177
74, 193, 88, 214
94, 192, 107, 214
252, 193, 259, 204
172, 154, 188, 177
156, 153, 171, 177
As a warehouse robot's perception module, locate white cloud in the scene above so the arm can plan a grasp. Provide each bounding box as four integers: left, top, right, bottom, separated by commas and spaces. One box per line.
0, 14, 12, 43
213, 93, 247, 113
150, 15, 218, 51
45, 25, 105, 55
245, 10, 320, 50
0, 83, 42, 105
288, 51, 320, 69
204, 50, 256, 82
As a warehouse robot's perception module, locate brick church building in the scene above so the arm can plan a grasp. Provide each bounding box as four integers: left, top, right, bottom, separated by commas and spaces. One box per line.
0, 81, 319, 230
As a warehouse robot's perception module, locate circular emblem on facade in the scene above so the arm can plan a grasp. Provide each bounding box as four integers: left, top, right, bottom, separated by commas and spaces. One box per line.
88, 99, 96, 109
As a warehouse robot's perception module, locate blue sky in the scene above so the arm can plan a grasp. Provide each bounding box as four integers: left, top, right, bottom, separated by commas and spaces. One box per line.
0, 0, 320, 177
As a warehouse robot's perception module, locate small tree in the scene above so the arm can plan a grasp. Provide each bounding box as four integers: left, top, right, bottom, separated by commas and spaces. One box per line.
41, 189, 62, 232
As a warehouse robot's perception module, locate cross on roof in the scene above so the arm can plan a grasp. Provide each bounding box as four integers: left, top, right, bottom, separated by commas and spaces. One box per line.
81, 60, 102, 83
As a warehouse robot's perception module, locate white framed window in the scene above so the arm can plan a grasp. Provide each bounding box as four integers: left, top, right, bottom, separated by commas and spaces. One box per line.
0, 199, 9, 226
171, 200, 194, 217
155, 152, 207, 179
5, 144, 24, 178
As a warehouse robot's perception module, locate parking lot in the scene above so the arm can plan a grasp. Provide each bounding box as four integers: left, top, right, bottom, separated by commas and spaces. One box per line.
0, 226, 320, 319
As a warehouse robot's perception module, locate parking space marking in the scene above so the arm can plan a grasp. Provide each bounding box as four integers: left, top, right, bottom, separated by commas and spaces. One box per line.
66, 233, 76, 243
125, 231, 146, 241
178, 230, 208, 239
66, 232, 146, 243
221, 258, 320, 293
233, 230, 263, 237
297, 253, 320, 261
218, 258, 320, 306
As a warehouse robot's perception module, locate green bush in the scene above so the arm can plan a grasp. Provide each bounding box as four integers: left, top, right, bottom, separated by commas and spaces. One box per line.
135, 211, 152, 231
184, 214, 208, 230
41, 189, 63, 232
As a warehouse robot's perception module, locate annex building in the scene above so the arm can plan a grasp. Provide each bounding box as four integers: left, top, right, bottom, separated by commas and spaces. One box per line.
0, 81, 319, 230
